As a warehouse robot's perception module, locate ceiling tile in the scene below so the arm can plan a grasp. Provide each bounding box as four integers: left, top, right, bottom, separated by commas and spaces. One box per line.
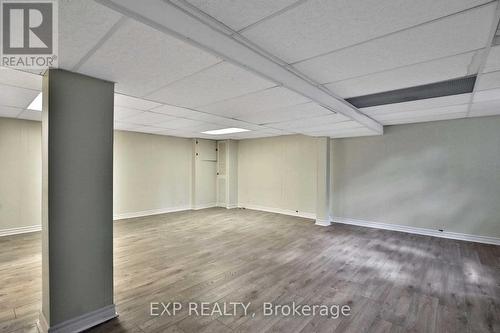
242, 0, 491, 63
297, 120, 362, 133
159, 118, 207, 129
258, 127, 291, 135
0, 68, 42, 90
181, 112, 248, 127
185, 0, 298, 31
269, 114, 350, 131
146, 62, 275, 107
149, 107, 250, 129
17, 110, 41, 121
306, 127, 376, 138
380, 112, 467, 125
236, 101, 332, 124
122, 111, 178, 126
79, 19, 221, 96
226, 131, 281, 139
371, 104, 469, 125
0, 84, 40, 108
325, 52, 477, 98
473, 88, 500, 103
483, 45, 500, 73
0, 105, 23, 118
114, 122, 141, 131
185, 122, 224, 132
114, 106, 144, 121
154, 129, 198, 138
198, 86, 309, 117
294, 4, 495, 83
475, 71, 500, 90
150, 104, 204, 118
469, 99, 500, 117
360, 94, 472, 116
59, 0, 123, 69
114, 94, 161, 110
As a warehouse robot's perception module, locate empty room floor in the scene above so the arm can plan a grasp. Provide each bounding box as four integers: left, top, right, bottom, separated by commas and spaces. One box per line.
0, 208, 499, 333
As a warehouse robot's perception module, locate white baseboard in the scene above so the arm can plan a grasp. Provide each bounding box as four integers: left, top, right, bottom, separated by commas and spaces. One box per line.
113, 206, 191, 220
37, 304, 117, 333
0, 225, 41, 237
239, 204, 316, 220
193, 203, 217, 210
225, 204, 238, 209
315, 218, 331, 226
36, 311, 49, 333
333, 217, 500, 246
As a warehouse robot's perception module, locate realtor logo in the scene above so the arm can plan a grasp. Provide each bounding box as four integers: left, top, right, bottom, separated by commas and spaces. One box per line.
1, 0, 58, 69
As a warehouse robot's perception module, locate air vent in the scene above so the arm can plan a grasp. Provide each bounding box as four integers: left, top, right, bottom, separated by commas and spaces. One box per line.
346, 75, 477, 108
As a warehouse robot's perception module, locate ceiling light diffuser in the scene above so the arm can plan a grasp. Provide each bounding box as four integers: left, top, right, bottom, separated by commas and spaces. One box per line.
202, 127, 250, 135
27, 92, 42, 111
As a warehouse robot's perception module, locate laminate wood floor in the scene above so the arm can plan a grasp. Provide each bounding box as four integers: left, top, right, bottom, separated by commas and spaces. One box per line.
0, 208, 499, 332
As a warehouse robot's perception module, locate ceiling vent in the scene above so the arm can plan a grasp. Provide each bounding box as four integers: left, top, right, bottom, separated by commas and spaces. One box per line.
346, 75, 477, 108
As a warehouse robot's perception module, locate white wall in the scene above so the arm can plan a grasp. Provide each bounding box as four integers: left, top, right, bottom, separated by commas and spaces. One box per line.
332, 116, 500, 239
0, 118, 41, 231
4, 115, 500, 241
0, 119, 217, 229
238, 135, 317, 217
113, 130, 193, 217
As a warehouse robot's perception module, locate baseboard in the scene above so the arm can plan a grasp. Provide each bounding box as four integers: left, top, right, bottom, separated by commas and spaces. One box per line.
333, 217, 500, 246
239, 204, 316, 220
37, 304, 117, 333
0, 225, 41, 237
113, 206, 191, 220
36, 311, 49, 333
192, 203, 217, 210
315, 218, 331, 226
225, 204, 238, 209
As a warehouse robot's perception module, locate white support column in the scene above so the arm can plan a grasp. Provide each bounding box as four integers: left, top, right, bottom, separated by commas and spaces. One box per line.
315, 137, 331, 226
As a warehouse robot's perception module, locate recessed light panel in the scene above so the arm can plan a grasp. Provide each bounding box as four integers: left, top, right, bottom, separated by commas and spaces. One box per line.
27, 92, 42, 111
201, 127, 250, 135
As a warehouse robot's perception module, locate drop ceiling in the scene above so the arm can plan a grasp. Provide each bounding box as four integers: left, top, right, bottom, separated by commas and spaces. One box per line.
0, 0, 499, 139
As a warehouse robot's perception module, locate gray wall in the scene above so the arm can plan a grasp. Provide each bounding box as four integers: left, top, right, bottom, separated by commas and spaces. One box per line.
332, 116, 500, 238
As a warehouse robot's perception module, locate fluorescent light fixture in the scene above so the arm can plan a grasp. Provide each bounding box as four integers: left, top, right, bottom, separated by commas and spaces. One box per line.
202, 127, 250, 135
27, 92, 42, 111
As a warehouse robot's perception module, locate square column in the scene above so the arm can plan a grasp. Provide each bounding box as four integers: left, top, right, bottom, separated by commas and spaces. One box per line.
38, 70, 116, 333
315, 137, 331, 226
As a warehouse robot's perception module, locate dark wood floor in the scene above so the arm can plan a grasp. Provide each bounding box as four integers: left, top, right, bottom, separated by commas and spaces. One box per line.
0, 208, 499, 332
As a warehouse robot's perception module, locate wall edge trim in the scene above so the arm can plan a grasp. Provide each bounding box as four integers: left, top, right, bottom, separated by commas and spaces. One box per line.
333, 217, 500, 245
37, 304, 117, 333
192, 203, 217, 210
0, 225, 41, 237
239, 204, 316, 220
113, 206, 191, 220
